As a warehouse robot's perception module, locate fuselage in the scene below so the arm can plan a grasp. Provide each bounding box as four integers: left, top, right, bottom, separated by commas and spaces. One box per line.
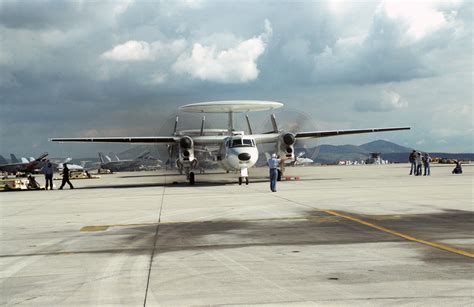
219, 136, 259, 171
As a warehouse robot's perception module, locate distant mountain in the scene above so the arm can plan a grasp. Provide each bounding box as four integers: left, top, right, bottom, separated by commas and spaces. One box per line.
113, 139, 472, 166
359, 140, 413, 153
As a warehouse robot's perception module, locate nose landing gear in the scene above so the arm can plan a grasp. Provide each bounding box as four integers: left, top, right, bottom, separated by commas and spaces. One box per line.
238, 167, 249, 185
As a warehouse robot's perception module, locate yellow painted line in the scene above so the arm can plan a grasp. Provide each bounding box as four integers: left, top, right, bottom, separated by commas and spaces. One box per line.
80, 223, 157, 232
324, 209, 474, 259
81, 225, 110, 232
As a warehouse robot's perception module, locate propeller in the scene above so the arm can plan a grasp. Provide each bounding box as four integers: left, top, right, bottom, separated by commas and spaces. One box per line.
259, 109, 321, 163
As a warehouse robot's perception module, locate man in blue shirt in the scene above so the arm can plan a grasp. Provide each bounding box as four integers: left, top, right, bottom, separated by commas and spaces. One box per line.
268, 153, 284, 192
41, 160, 54, 190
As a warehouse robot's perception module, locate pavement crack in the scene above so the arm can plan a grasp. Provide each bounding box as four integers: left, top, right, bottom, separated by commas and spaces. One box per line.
143, 176, 166, 307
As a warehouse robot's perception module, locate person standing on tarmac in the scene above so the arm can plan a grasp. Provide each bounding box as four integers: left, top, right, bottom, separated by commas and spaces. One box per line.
268, 153, 286, 192
41, 160, 54, 190
409, 150, 417, 175
415, 152, 423, 176
423, 153, 431, 176
59, 163, 74, 190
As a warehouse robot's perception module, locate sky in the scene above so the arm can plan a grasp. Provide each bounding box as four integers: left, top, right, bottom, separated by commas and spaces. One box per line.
0, 0, 472, 158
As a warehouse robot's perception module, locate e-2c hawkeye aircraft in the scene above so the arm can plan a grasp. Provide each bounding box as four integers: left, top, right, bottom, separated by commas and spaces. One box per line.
50, 101, 410, 185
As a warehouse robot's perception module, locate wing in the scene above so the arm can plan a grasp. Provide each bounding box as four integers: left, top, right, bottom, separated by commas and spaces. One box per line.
252, 127, 410, 144
295, 127, 411, 140
50, 136, 177, 144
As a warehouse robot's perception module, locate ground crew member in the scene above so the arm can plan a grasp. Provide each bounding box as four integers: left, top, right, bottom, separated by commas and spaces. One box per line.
59, 163, 74, 190
423, 153, 431, 176
41, 160, 54, 190
268, 153, 284, 192
409, 150, 416, 175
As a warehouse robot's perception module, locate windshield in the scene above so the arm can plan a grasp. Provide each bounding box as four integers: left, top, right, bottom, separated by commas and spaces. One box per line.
230, 138, 255, 147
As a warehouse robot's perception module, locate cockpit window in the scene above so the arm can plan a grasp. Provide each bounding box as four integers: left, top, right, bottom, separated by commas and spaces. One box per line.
230, 138, 255, 147
243, 139, 253, 146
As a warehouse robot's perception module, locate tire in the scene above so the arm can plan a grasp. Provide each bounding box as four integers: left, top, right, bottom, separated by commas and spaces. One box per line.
277, 169, 282, 181
189, 172, 195, 185
245, 177, 249, 185
238, 177, 242, 185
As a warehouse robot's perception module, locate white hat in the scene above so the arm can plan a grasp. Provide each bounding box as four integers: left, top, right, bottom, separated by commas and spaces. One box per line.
271, 153, 277, 158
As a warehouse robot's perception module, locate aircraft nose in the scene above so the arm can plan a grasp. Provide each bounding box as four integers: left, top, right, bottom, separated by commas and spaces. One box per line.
238, 153, 251, 161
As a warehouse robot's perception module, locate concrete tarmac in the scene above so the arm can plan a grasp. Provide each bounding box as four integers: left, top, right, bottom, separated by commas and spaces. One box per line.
1, 164, 473, 305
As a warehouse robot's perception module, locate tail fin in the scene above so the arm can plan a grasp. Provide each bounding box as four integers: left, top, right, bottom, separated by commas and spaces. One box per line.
34, 153, 48, 161
136, 151, 151, 160
108, 152, 120, 161
10, 154, 19, 163
0, 155, 8, 164
98, 152, 107, 163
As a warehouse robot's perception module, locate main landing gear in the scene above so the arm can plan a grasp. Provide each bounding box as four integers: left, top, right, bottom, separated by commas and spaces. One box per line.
238, 167, 249, 185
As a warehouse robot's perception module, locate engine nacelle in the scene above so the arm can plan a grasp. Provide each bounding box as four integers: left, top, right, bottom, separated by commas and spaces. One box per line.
278, 132, 295, 159
179, 136, 193, 149
178, 136, 196, 166
281, 132, 296, 146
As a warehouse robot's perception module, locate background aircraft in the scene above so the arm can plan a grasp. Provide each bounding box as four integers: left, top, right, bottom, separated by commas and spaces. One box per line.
98, 151, 159, 172
0, 153, 48, 175
0, 155, 8, 165
51, 100, 410, 185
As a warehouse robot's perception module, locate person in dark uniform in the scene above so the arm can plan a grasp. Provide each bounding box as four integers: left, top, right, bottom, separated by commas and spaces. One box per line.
59, 163, 74, 189
452, 161, 463, 174
41, 160, 54, 190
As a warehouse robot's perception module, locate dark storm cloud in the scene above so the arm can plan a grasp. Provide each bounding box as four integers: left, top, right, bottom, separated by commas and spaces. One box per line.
0, 0, 472, 156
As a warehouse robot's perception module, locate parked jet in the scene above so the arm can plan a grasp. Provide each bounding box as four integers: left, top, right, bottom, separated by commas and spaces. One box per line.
0, 153, 49, 174
10, 154, 19, 163
0, 155, 8, 165
98, 151, 156, 172
51, 100, 410, 185
54, 158, 84, 173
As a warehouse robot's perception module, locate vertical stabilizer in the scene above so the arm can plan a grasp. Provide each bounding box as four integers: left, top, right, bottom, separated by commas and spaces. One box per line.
10, 154, 19, 163
0, 155, 8, 164
98, 152, 107, 163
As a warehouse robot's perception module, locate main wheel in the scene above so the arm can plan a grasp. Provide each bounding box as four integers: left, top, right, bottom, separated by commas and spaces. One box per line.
245, 177, 249, 185
189, 172, 195, 185
238, 177, 242, 185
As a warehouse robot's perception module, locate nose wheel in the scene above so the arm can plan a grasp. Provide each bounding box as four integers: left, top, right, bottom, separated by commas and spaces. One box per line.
238, 177, 249, 185
238, 167, 249, 185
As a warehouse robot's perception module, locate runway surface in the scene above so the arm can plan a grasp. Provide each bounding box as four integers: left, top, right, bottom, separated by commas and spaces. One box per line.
1, 164, 473, 305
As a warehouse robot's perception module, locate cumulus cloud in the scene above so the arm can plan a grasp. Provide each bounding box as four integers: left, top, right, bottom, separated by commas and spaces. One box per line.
101, 39, 186, 61
172, 20, 272, 83
102, 40, 154, 61
380, 0, 449, 40
354, 90, 408, 112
